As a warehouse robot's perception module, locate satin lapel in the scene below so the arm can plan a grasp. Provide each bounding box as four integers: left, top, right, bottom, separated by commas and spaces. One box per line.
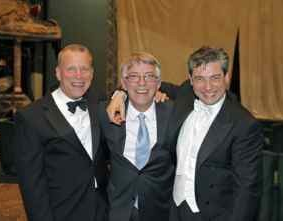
42, 94, 82, 149
87, 96, 100, 160
196, 97, 234, 170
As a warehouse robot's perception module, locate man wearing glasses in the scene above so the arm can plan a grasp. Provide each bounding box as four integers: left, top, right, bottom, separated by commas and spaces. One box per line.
98, 52, 175, 221
107, 47, 263, 221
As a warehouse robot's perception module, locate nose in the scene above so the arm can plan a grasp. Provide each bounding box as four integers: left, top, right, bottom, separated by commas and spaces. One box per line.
137, 75, 146, 85
74, 70, 82, 78
204, 79, 212, 90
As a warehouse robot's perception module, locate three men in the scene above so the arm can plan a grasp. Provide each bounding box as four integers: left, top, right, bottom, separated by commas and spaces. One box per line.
14, 44, 108, 221
15, 44, 262, 221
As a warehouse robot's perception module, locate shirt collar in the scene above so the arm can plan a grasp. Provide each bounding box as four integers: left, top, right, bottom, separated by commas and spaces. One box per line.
194, 93, 226, 116
127, 101, 156, 121
52, 88, 84, 110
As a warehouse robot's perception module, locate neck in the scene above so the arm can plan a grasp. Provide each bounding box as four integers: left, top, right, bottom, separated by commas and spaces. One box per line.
129, 101, 154, 113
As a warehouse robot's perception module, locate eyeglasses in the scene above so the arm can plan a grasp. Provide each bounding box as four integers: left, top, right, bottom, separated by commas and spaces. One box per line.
124, 72, 160, 83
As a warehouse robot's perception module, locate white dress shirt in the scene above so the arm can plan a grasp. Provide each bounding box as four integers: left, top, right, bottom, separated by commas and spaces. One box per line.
52, 88, 93, 160
173, 95, 226, 212
124, 101, 157, 166
124, 101, 157, 208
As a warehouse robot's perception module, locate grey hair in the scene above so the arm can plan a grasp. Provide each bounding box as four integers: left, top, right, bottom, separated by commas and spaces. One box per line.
120, 52, 161, 79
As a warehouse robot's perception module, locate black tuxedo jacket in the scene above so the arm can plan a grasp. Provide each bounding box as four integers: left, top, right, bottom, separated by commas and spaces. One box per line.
98, 101, 175, 221
164, 81, 263, 221
14, 92, 108, 221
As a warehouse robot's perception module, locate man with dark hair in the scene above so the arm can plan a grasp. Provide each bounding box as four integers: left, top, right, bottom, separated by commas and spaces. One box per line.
166, 46, 263, 221
14, 44, 108, 221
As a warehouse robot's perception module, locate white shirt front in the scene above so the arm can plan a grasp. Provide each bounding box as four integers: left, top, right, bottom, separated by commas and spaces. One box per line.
124, 101, 157, 167
124, 101, 157, 208
173, 95, 226, 212
52, 88, 93, 160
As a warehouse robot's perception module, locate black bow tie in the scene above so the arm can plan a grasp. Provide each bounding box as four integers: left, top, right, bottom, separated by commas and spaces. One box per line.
67, 99, 88, 113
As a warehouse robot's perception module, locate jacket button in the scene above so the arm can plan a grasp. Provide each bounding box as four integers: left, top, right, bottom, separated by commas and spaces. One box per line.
209, 184, 214, 188
206, 201, 210, 205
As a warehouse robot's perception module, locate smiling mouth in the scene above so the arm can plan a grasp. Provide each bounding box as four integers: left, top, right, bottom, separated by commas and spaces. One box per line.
71, 82, 85, 87
136, 88, 148, 94
203, 92, 216, 97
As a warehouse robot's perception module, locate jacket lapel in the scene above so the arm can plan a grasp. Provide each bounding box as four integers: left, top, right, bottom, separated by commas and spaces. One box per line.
107, 119, 135, 169
155, 102, 173, 146
140, 101, 173, 168
101, 99, 127, 156
42, 94, 83, 150
196, 95, 234, 170
110, 122, 126, 155
86, 93, 100, 160
115, 100, 128, 155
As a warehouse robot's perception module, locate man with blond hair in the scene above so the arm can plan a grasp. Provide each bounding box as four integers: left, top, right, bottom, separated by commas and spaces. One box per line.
14, 44, 108, 221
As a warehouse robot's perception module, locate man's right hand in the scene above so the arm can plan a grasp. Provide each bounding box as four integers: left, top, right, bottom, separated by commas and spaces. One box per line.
106, 91, 127, 125
154, 91, 169, 103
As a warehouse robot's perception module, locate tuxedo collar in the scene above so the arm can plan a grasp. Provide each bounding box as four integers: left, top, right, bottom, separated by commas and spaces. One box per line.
155, 102, 173, 147
42, 93, 94, 162
84, 92, 100, 160
196, 93, 234, 170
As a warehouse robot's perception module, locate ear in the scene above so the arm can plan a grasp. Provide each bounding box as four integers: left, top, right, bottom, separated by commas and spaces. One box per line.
55, 67, 61, 81
90, 71, 94, 81
120, 78, 127, 91
224, 72, 231, 89
188, 74, 193, 86
156, 79, 161, 90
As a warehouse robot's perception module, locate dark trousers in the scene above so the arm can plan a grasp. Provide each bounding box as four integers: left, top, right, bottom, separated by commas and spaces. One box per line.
259, 150, 283, 221
170, 201, 202, 221
130, 207, 139, 221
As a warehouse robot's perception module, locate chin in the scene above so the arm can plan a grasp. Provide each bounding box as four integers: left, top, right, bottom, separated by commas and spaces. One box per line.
71, 93, 85, 99
134, 102, 152, 112
74, 90, 87, 97
206, 98, 221, 105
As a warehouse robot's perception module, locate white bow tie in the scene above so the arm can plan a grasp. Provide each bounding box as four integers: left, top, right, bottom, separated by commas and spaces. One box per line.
194, 99, 213, 115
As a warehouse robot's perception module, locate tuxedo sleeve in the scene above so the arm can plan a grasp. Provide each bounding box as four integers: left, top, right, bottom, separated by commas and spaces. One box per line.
230, 119, 263, 221
160, 81, 180, 100
14, 112, 54, 221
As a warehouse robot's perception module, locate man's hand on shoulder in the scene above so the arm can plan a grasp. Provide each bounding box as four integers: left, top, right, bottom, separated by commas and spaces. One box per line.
107, 90, 127, 125
154, 91, 169, 103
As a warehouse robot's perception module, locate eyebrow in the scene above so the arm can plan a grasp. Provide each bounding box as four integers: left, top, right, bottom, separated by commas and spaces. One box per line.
127, 71, 155, 75
193, 72, 222, 77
